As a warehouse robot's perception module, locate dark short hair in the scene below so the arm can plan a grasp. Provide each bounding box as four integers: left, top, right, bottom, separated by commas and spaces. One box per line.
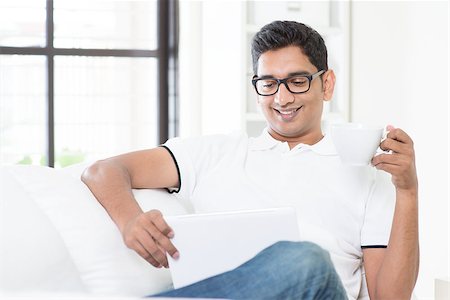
251, 20, 328, 75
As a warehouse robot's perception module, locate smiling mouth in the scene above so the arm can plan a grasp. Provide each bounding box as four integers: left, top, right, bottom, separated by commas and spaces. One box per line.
273, 106, 303, 119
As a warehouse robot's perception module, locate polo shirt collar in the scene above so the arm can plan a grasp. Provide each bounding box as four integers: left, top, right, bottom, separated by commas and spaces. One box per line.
249, 128, 337, 156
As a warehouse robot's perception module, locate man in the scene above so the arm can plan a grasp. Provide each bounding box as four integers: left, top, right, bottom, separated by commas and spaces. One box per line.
82, 21, 419, 299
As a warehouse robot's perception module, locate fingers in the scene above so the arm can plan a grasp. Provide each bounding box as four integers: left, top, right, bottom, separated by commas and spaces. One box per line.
379, 128, 414, 155
124, 223, 166, 267
387, 127, 410, 143
141, 213, 179, 266
372, 152, 404, 171
139, 224, 170, 267
373, 130, 414, 169
382, 127, 413, 147
372, 126, 418, 191
150, 212, 179, 259
123, 209, 179, 268
133, 240, 162, 267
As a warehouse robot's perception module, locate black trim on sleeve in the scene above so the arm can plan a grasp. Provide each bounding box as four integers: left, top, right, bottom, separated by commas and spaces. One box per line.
361, 245, 388, 249
159, 145, 181, 194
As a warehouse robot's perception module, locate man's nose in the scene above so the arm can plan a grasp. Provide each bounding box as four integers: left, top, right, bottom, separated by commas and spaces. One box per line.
274, 83, 294, 106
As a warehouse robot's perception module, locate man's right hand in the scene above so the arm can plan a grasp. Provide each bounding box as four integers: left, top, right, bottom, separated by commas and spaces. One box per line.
81, 147, 181, 268
122, 209, 179, 268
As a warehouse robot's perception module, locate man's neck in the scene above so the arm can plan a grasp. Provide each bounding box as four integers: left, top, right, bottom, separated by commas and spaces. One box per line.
267, 129, 324, 149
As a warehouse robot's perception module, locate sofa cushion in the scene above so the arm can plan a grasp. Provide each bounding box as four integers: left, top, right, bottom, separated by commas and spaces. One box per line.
7, 164, 188, 296
0, 168, 85, 293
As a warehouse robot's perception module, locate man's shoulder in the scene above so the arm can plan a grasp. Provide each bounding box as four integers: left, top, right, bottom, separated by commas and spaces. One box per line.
177, 131, 248, 144
165, 131, 250, 153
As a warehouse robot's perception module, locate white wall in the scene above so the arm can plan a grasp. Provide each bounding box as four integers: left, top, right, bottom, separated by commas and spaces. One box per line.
178, 0, 203, 138
351, 1, 449, 299
179, 0, 244, 137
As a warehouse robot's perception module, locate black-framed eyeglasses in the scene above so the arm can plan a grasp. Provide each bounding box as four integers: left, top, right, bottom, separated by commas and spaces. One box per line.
251, 70, 325, 96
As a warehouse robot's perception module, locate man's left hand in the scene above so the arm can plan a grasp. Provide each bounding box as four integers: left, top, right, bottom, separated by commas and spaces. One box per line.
371, 125, 418, 192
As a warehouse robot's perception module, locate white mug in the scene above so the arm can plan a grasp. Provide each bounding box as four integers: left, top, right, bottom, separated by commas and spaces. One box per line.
330, 123, 384, 166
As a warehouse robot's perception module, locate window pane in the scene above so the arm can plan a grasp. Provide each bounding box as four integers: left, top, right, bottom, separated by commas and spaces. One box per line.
0, 0, 46, 47
54, 56, 157, 167
54, 0, 157, 50
0, 55, 47, 165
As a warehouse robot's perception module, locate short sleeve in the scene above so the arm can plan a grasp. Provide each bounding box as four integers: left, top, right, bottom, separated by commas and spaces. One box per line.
162, 133, 247, 203
360, 170, 396, 248
162, 137, 196, 201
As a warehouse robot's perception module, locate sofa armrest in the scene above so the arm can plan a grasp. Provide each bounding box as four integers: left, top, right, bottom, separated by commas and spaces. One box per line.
1, 164, 189, 296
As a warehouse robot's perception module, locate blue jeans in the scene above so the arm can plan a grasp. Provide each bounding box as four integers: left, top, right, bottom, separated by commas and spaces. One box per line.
152, 241, 347, 299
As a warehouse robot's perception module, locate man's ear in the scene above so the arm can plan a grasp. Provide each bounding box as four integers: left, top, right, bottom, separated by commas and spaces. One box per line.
252, 75, 261, 104
322, 70, 336, 102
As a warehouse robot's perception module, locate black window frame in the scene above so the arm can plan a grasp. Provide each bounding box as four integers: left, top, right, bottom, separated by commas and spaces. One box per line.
0, 0, 178, 167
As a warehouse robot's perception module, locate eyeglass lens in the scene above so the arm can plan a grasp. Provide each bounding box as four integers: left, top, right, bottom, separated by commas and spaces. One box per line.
256, 75, 310, 95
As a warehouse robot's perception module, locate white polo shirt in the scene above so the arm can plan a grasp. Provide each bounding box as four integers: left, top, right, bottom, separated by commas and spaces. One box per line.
163, 129, 396, 300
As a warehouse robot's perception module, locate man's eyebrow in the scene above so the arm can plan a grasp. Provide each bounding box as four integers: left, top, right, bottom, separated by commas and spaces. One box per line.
287, 71, 311, 77
256, 75, 276, 80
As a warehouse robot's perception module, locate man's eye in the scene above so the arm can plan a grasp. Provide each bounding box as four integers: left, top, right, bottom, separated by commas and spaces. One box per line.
291, 79, 307, 86
261, 81, 276, 88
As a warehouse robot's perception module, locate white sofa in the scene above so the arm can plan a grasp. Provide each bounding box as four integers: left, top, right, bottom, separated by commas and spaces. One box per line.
0, 163, 191, 298
2, 163, 414, 300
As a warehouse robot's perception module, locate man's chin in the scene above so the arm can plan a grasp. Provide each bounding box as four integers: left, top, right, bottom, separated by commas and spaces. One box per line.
268, 126, 304, 139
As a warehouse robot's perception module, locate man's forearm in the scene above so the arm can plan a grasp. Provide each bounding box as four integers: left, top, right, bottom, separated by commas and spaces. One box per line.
374, 188, 419, 299
81, 160, 143, 233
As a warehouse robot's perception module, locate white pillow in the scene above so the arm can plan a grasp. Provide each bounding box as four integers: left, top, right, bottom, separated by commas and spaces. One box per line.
8, 165, 188, 296
59, 162, 193, 213
0, 168, 85, 294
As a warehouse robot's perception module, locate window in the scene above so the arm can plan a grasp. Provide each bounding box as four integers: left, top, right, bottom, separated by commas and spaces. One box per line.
0, 0, 178, 167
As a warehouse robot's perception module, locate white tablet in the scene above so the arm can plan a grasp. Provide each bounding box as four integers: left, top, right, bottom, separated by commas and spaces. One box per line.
164, 207, 300, 288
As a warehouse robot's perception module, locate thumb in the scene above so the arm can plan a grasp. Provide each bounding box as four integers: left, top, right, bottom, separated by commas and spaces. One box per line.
386, 124, 396, 131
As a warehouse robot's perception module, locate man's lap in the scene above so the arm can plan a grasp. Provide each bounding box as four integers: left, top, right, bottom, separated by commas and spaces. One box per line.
152, 241, 347, 300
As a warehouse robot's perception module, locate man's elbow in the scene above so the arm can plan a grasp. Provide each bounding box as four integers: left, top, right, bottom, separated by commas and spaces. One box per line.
80, 160, 104, 186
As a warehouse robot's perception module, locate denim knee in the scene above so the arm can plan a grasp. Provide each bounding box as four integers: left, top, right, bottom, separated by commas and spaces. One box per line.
264, 241, 335, 276
154, 241, 346, 300
255, 241, 345, 299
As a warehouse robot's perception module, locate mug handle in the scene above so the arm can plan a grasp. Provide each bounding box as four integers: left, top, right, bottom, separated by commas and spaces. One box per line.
375, 127, 393, 155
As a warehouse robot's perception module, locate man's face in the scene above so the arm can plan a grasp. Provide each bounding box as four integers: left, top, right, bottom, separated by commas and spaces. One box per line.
255, 46, 334, 144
